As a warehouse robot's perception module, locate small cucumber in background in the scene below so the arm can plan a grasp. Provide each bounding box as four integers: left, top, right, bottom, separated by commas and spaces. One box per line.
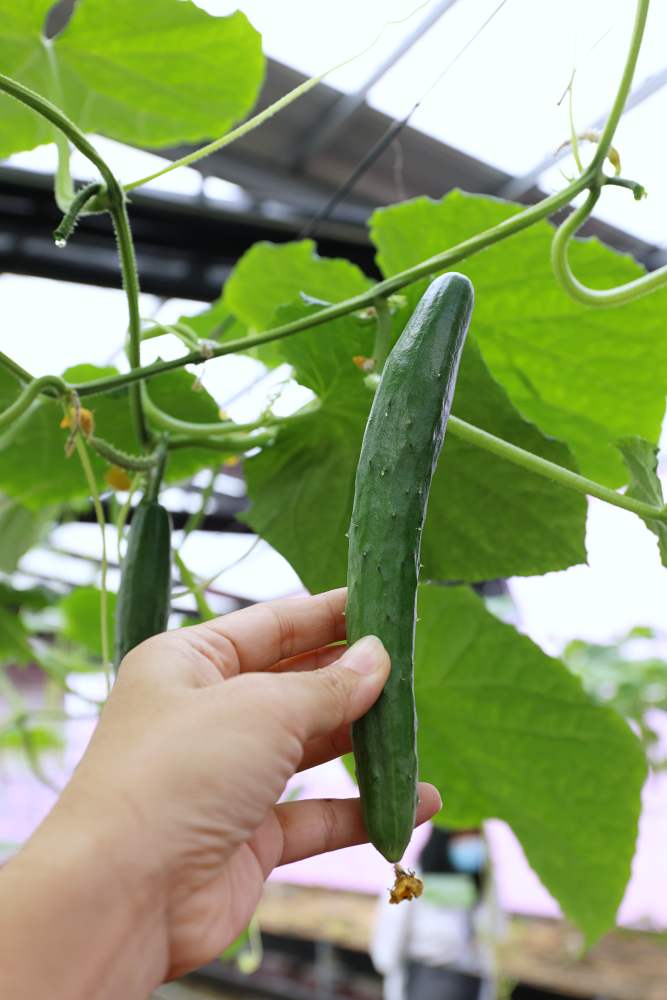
347, 272, 474, 866
114, 499, 172, 667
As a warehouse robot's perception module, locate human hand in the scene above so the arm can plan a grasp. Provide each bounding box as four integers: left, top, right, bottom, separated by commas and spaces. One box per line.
9, 588, 440, 993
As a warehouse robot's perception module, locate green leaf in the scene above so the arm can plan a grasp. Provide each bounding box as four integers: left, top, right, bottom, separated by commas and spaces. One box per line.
0, 581, 59, 612
241, 300, 374, 592
0, 1, 54, 157
0, 608, 33, 664
58, 585, 116, 659
0, 364, 221, 508
224, 240, 373, 331
222, 240, 373, 368
427, 338, 586, 580
0, 723, 64, 753
415, 583, 646, 943
371, 191, 667, 486
0, 496, 46, 572
243, 305, 586, 588
617, 436, 667, 566
0, 0, 264, 155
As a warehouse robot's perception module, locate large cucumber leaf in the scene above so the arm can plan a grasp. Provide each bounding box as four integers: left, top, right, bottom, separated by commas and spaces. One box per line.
371, 190, 667, 486
0, 0, 264, 156
415, 583, 646, 944
0, 1, 54, 156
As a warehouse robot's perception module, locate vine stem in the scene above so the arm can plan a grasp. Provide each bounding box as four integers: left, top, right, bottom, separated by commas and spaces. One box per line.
167, 429, 277, 452
550, 0, 666, 307
0, 352, 34, 384
589, 0, 650, 174
67, 173, 592, 400
0, 72, 148, 449
112, 196, 149, 446
173, 551, 214, 621
123, 71, 332, 194
73, 435, 112, 696
141, 383, 310, 439
179, 466, 217, 541
44, 39, 74, 212
88, 435, 158, 471
447, 415, 664, 522
0, 375, 67, 431
372, 297, 393, 373
551, 182, 667, 306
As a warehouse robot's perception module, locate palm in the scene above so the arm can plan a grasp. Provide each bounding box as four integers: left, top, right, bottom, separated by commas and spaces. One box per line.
90, 590, 439, 981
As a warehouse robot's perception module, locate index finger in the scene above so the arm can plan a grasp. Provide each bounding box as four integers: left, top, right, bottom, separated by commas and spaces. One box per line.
184, 587, 347, 676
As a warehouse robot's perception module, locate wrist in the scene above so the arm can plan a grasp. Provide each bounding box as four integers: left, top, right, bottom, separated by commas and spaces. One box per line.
0, 784, 169, 1000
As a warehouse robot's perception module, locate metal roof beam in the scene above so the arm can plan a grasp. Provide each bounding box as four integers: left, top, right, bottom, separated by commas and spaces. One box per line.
290, 0, 460, 170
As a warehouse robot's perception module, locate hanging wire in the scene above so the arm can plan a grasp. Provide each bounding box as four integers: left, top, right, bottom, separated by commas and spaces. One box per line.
300, 0, 510, 239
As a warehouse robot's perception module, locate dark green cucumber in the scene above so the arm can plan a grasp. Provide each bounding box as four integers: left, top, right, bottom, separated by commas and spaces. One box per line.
347, 272, 474, 862
114, 500, 172, 667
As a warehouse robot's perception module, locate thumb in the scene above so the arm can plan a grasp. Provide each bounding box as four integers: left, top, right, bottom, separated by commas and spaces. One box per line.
276, 635, 391, 745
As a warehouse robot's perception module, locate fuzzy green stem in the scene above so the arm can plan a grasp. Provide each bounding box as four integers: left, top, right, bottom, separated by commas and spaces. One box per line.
44, 39, 74, 212
174, 551, 214, 620
567, 74, 584, 175
0, 375, 67, 431
73, 436, 112, 696
88, 435, 158, 471
167, 430, 277, 452
372, 297, 393, 373
0, 352, 34, 384
447, 415, 665, 521
180, 467, 217, 541
123, 72, 331, 194
141, 385, 285, 438
550, 0, 665, 308
0, 74, 117, 191
146, 438, 169, 502
70, 174, 592, 401
172, 536, 262, 598
115, 477, 141, 569
0, 72, 148, 448
53, 182, 102, 245
551, 187, 667, 306
603, 176, 646, 200
590, 0, 650, 173
111, 194, 149, 447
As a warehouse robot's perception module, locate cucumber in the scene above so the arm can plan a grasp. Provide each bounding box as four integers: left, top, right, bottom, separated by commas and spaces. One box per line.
114, 499, 172, 667
347, 272, 474, 862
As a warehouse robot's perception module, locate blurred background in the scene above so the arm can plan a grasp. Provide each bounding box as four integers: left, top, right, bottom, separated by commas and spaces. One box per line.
2, 1, 667, 997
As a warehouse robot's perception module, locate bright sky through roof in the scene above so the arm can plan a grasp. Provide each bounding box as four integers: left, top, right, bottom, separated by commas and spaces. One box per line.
199, 0, 667, 247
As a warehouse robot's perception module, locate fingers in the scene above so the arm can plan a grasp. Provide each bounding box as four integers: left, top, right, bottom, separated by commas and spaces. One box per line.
269, 642, 346, 675
271, 636, 390, 745
274, 783, 442, 866
180, 588, 347, 677
297, 722, 353, 773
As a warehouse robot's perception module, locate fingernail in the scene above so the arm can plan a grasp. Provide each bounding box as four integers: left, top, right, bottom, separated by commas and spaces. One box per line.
342, 635, 387, 675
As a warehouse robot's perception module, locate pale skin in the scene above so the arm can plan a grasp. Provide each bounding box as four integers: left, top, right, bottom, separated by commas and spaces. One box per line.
0, 588, 441, 999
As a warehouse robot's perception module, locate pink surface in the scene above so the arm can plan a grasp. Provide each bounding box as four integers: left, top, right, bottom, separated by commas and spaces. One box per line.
2, 703, 666, 930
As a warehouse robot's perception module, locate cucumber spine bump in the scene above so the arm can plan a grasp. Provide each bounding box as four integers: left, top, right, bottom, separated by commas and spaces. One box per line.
114, 500, 172, 668
347, 272, 474, 862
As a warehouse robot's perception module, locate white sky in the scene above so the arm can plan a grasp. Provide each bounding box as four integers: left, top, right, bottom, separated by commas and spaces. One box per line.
198, 0, 667, 247
2, 0, 667, 644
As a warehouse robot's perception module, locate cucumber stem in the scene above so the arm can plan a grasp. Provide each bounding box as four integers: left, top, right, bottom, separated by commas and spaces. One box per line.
448, 415, 665, 523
